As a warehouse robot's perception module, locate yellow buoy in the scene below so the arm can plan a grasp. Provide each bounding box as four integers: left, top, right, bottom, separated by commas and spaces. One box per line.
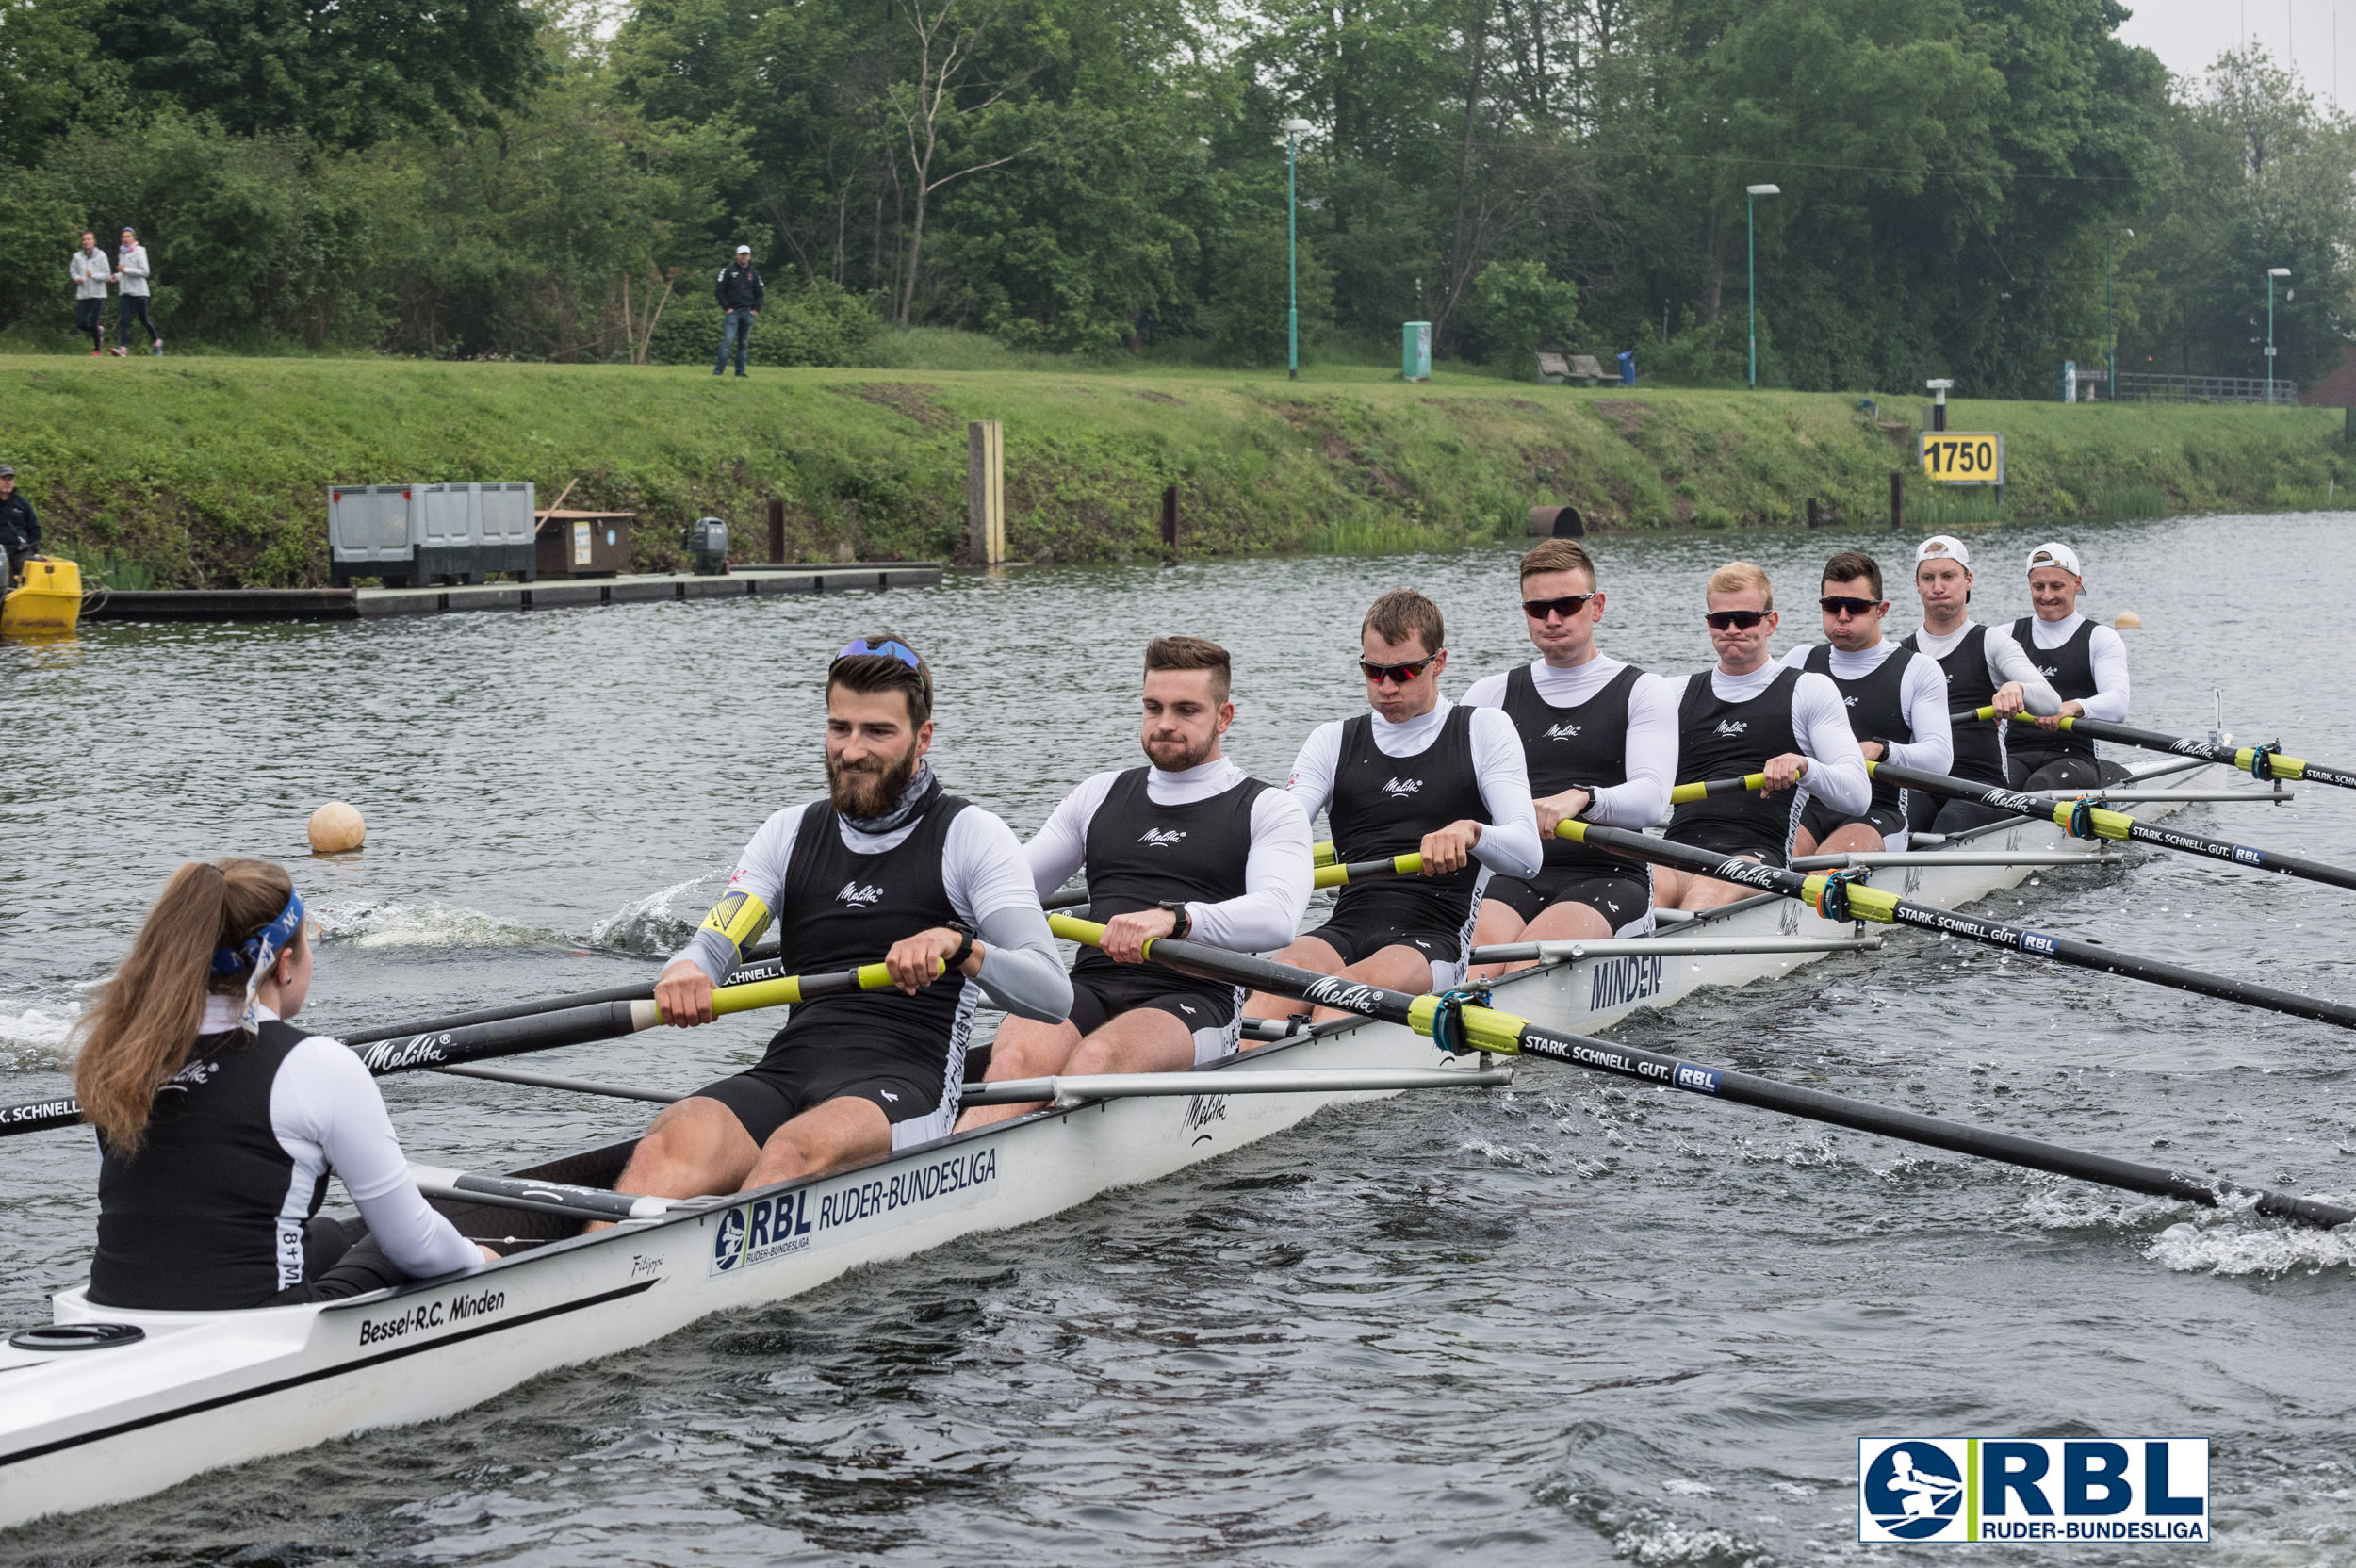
2113, 610, 2142, 629
1, 556, 82, 637
308, 802, 367, 855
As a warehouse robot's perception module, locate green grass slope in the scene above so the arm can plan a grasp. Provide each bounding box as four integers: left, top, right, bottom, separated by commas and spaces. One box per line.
0, 356, 2344, 587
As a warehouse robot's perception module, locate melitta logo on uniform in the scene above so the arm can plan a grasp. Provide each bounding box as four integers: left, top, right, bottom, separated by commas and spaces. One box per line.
1381, 776, 1423, 797
836, 881, 883, 906
1542, 721, 1581, 740
1715, 719, 1747, 737
1137, 828, 1188, 847
1857, 1437, 2208, 1544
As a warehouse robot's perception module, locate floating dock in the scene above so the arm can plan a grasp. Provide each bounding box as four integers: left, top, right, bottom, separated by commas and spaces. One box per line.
81, 564, 943, 624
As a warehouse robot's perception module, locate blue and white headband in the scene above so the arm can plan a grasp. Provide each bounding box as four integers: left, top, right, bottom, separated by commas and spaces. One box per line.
211, 888, 304, 1034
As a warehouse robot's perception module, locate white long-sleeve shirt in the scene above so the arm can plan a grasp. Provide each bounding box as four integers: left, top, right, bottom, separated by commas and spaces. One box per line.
1023, 758, 1313, 952
70, 248, 109, 299
1907, 619, 2062, 714
116, 244, 153, 297
1778, 642, 1955, 776
1701, 663, 1873, 815
1284, 700, 1545, 879
2020, 612, 2130, 721
1459, 657, 1679, 828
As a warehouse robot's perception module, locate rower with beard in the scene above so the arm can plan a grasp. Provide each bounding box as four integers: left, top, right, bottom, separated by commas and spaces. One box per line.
1463, 538, 1677, 977
610, 637, 1070, 1207
1899, 534, 2062, 835
1778, 549, 1954, 857
2006, 541, 2133, 791
958, 637, 1313, 1128
1242, 588, 1543, 1024
1650, 562, 1871, 911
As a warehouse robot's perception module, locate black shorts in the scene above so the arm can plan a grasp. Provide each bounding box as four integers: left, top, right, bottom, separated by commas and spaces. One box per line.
1485, 865, 1652, 930
696, 1049, 946, 1146
1797, 797, 1908, 846
1069, 962, 1237, 1036
1304, 896, 1470, 985
2007, 752, 2132, 792
1661, 820, 1789, 868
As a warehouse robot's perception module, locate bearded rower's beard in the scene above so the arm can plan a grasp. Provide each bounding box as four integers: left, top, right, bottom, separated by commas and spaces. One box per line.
1144, 729, 1217, 773
828, 737, 921, 818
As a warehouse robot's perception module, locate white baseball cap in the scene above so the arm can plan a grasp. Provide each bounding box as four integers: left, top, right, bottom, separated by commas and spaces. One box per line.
1915, 534, 1970, 568
735, 244, 752, 254
2026, 541, 2082, 577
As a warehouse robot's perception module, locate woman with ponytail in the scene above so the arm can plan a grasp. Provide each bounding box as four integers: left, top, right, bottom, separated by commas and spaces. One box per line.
75, 858, 493, 1310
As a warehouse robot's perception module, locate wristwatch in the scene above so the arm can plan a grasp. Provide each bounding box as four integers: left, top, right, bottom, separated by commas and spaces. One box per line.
944, 924, 976, 973
1155, 901, 1193, 939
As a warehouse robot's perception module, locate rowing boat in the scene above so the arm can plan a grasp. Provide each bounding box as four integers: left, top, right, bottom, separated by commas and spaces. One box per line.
0, 751, 2239, 1526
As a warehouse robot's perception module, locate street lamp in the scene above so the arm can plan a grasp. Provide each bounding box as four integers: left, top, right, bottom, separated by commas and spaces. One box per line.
1745, 185, 1779, 388
2266, 267, 2291, 404
1282, 118, 1316, 381
2107, 228, 2133, 401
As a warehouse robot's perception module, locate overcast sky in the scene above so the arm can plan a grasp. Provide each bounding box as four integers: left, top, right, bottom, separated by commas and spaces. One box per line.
2120, 0, 2350, 106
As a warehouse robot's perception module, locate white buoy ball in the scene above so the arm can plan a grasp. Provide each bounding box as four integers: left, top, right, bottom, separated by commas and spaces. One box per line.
308, 801, 367, 855
2113, 610, 2142, 629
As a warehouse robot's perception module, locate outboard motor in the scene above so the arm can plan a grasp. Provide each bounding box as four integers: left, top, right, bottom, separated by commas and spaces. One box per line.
686, 517, 728, 575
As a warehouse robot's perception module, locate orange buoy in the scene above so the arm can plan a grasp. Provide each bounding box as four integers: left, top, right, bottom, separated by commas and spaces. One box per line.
2114, 611, 2142, 629
307, 802, 366, 855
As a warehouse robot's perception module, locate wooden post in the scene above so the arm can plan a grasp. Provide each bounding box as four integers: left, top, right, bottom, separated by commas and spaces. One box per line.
767, 497, 785, 564
1160, 485, 1179, 556
1890, 470, 1904, 531
1806, 496, 1820, 528
968, 420, 1006, 564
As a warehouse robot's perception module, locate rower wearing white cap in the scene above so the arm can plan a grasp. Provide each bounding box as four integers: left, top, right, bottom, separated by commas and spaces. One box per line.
1899, 534, 2063, 834
2007, 541, 2131, 792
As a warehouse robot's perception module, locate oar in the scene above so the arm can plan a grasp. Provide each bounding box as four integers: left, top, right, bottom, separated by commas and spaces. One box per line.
0, 958, 924, 1140
1869, 760, 2356, 892
1314, 853, 1423, 888
1047, 914, 2352, 1231
1953, 707, 2356, 792
1551, 820, 2356, 1030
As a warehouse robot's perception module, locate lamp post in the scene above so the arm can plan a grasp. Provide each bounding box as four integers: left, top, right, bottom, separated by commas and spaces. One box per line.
2266, 267, 2291, 404
2107, 228, 2133, 401
1745, 184, 1779, 388
1282, 118, 1316, 381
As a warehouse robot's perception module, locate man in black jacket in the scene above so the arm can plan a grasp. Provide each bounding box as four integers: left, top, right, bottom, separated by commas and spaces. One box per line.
0, 466, 40, 586
713, 245, 764, 377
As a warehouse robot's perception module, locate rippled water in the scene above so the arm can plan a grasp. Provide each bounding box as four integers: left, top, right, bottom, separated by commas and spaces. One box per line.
5, 514, 2356, 1565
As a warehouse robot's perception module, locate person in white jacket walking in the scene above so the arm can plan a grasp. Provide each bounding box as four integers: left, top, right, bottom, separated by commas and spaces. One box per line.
69, 232, 109, 355
112, 227, 160, 356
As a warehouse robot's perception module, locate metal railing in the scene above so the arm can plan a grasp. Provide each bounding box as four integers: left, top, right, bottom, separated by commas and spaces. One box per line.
2098, 372, 2300, 406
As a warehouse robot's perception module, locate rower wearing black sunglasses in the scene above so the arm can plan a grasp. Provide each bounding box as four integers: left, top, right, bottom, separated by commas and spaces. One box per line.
1775, 550, 1953, 858
1243, 589, 1542, 1025
1462, 538, 1678, 976
1651, 561, 1872, 912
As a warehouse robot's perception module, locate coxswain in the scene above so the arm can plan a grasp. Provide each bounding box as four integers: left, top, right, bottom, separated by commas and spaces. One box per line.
2005, 541, 2132, 791
1899, 534, 2062, 834
1650, 562, 1870, 910
1243, 589, 1542, 1024
1463, 539, 1676, 977
612, 637, 1071, 1207
75, 858, 492, 1311
1778, 549, 1953, 857
0, 465, 38, 585
959, 637, 1313, 1127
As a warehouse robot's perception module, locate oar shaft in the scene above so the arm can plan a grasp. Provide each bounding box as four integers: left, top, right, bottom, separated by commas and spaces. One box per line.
1314, 853, 1421, 889
1954, 707, 2356, 792
1668, 773, 1769, 805
1558, 821, 2356, 1031
343, 951, 796, 1045
1049, 915, 2353, 1230
1871, 760, 2356, 892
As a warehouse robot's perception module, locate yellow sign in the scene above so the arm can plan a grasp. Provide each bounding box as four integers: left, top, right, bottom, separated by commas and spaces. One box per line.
1919, 432, 2004, 485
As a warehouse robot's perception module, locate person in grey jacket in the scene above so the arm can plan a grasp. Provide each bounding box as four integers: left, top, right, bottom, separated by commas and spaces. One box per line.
712, 245, 763, 377
69, 233, 108, 355
113, 228, 160, 356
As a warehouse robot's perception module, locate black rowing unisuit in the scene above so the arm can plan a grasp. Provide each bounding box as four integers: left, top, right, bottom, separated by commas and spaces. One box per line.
2012, 616, 2099, 760
1667, 667, 1803, 855
1902, 624, 2004, 785
1075, 765, 1264, 1007
1497, 661, 1642, 874
1326, 705, 1488, 931
1802, 644, 1919, 820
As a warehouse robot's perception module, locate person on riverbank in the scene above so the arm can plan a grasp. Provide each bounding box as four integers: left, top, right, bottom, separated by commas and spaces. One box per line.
712, 245, 763, 377
1899, 535, 2061, 835
612, 637, 1069, 1208
1241, 589, 1542, 1026
69, 233, 108, 355
1650, 561, 1870, 911
2004, 542, 2131, 792
75, 858, 494, 1311
1464, 538, 1676, 977
112, 228, 160, 357
959, 636, 1313, 1128
0, 465, 40, 586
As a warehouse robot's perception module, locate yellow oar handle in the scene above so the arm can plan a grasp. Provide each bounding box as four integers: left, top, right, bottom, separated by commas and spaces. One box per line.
1667, 773, 1769, 805
1313, 853, 1422, 888
1312, 841, 1337, 868
710, 959, 935, 1016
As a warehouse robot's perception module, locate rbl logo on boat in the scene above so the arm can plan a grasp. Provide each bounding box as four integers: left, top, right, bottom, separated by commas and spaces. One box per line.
1857, 1438, 2208, 1544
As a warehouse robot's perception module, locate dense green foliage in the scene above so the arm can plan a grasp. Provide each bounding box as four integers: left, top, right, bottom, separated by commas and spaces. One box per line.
0, 0, 2348, 393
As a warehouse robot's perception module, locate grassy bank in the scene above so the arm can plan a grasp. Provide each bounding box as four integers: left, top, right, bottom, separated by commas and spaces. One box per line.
0, 356, 2345, 587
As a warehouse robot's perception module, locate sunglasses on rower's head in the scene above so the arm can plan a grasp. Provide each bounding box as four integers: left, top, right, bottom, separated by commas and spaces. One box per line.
1360, 654, 1437, 685
1704, 609, 1769, 630
836, 637, 923, 670
1818, 596, 1885, 617
1522, 593, 1596, 622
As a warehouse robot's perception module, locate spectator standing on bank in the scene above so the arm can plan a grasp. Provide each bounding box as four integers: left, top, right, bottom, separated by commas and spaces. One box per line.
70, 233, 109, 355
713, 244, 763, 377
113, 228, 161, 356
0, 466, 41, 586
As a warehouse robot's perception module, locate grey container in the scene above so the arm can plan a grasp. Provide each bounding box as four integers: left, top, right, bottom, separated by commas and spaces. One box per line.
328, 484, 419, 588
417, 482, 539, 583
479, 482, 537, 579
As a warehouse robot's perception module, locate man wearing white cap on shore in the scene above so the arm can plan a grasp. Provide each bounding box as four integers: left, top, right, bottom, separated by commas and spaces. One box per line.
2005, 541, 2131, 792
1899, 534, 2063, 834
713, 244, 764, 377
